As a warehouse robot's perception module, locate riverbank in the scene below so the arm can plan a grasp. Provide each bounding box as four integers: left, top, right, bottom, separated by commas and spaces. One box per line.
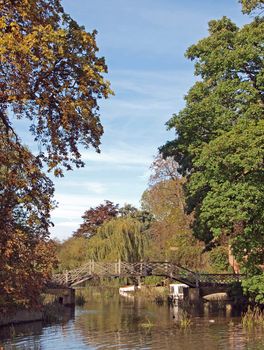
0, 288, 75, 327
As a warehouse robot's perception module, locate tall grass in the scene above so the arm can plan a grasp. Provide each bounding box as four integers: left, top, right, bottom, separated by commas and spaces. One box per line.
241, 306, 264, 328
135, 286, 167, 303
42, 303, 65, 323
178, 311, 192, 329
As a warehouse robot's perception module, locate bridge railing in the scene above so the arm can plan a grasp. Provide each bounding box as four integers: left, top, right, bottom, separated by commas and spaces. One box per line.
197, 273, 244, 285
50, 261, 244, 288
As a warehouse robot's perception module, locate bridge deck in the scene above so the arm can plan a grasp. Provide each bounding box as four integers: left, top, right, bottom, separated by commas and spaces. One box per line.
51, 261, 244, 288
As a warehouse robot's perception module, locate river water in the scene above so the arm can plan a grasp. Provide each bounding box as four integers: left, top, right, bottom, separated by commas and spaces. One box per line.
1, 288, 264, 350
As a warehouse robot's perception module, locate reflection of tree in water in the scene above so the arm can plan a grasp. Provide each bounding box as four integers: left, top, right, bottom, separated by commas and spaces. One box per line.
72, 288, 264, 350
0, 321, 42, 349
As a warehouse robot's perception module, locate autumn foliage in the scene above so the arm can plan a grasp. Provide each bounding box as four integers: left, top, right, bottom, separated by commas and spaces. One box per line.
74, 201, 119, 238
0, 130, 57, 310
0, 0, 111, 310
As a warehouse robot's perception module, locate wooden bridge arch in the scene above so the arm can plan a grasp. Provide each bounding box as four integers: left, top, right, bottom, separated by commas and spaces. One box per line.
51, 261, 243, 288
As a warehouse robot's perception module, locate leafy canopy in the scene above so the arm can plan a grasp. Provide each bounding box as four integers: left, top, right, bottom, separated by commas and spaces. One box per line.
0, 127, 57, 309
0, 0, 112, 175
161, 6, 264, 278
74, 200, 119, 238
0, 0, 111, 309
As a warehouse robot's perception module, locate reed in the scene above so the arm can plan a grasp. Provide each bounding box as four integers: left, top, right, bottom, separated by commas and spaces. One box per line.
241, 306, 264, 328
178, 311, 192, 329
140, 317, 155, 329
135, 286, 167, 303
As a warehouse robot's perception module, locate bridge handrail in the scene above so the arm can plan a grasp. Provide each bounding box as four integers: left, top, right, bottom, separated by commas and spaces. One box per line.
51, 261, 244, 288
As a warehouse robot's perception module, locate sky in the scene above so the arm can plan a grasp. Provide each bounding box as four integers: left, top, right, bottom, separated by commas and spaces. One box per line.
26, 0, 250, 240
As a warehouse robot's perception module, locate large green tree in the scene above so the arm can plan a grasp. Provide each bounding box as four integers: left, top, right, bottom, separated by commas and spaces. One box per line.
161, 2, 264, 283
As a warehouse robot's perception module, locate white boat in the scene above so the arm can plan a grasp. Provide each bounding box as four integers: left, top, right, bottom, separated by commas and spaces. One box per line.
168, 283, 189, 301
119, 285, 137, 293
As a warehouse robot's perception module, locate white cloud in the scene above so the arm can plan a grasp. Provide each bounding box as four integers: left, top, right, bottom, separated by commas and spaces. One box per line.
59, 181, 106, 194
82, 148, 153, 167
50, 192, 141, 239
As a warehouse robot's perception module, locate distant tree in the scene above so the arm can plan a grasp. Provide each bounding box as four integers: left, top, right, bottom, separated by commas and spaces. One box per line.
57, 237, 88, 271
74, 200, 119, 238
119, 204, 139, 218
87, 217, 146, 262
119, 203, 154, 230
149, 154, 179, 186
141, 157, 206, 269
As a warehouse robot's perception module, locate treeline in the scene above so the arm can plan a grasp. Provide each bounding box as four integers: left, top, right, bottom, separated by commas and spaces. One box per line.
58, 0, 264, 304
57, 155, 230, 274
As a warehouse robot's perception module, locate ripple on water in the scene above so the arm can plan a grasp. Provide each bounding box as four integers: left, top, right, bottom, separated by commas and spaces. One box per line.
1, 293, 264, 350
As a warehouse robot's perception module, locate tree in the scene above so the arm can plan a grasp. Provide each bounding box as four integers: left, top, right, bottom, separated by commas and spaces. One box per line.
57, 236, 88, 271
161, 6, 264, 278
141, 157, 206, 269
0, 0, 111, 309
239, 0, 264, 14
0, 127, 57, 309
87, 217, 146, 262
119, 203, 154, 230
0, 0, 112, 175
74, 200, 119, 238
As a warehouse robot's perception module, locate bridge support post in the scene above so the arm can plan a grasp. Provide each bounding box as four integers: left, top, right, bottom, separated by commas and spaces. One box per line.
185, 288, 200, 303
195, 273, 199, 288
65, 270, 69, 285
89, 260, 92, 275
137, 276, 141, 287
118, 259, 121, 275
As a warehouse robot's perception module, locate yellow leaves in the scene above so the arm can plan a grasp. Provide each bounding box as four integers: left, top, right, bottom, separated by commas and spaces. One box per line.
0, 17, 7, 30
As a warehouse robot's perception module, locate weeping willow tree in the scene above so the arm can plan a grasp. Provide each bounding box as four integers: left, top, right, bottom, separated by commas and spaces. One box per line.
86, 217, 147, 262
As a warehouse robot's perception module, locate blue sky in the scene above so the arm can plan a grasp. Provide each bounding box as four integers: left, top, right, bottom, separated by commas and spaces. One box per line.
37, 0, 249, 240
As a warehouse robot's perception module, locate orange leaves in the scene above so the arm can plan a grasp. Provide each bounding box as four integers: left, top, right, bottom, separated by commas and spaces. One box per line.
0, 228, 57, 310
0, 0, 112, 174
0, 131, 57, 310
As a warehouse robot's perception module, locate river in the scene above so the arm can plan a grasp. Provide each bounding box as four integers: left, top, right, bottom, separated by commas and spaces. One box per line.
1, 288, 264, 350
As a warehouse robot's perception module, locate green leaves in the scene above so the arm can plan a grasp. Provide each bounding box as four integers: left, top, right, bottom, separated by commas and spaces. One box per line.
239, 0, 264, 14
242, 274, 264, 303
161, 6, 264, 286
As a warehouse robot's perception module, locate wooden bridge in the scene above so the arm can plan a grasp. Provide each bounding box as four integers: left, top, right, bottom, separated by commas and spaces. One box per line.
51, 261, 244, 288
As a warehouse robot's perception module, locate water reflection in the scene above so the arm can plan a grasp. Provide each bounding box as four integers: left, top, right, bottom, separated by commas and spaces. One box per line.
1, 288, 264, 350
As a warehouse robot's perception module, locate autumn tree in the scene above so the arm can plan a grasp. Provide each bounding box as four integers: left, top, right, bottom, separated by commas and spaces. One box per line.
141, 156, 206, 270
0, 0, 112, 174
161, 1, 264, 298
0, 127, 57, 309
0, 0, 111, 309
74, 201, 119, 238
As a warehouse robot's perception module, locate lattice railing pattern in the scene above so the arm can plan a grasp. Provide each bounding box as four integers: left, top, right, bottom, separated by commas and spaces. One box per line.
51, 261, 244, 288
